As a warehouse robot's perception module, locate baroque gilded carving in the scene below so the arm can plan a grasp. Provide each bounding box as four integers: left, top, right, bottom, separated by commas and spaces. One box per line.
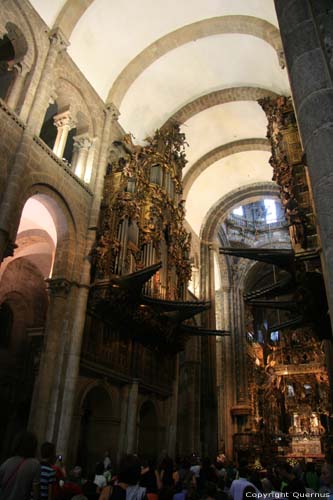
246, 323, 330, 459
93, 123, 191, 300
259, 96, 317, 251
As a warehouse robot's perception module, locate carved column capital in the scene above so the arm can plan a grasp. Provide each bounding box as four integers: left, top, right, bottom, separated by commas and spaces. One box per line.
73, 133, 93, 151
53, 109, 76, 131
106, 102, 120, 122
49, 27, 70, 52
13, 59, 31, 77
46, 277, 72, 296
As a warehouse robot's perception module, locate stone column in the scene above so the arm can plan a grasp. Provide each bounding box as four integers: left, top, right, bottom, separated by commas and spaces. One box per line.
117, 385, 129, 463
199, 242, 218, 457
55, 104, 120, 457
126, 379, 139, 454
52, 110, 76, 159
275, 0, 333, 409
6, 60, 31, 112
73, 133, 93, 179
27, 28, 69, 135
274, 0, 333, 323
217, 285, 234, 459
28, 278, 71, 443
167, 356, 179, 457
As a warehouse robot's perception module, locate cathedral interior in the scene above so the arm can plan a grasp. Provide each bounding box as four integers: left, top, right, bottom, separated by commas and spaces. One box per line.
1, 0, 333, 470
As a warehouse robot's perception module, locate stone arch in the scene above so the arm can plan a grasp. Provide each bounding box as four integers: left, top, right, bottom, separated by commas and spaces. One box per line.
77, 379, 118, 413
12, 185, 78, 280
107, 16, 283, 107
76, 382, 115, 473
201, 181, 280, 242
4, 22, 28, 63
200, 183, 284, 293
40, 77, 96, 173
164, 87, 279, 127
54, 77, 95, 135
0, 12, 36, 70
183, 138, 271, 199
0, 21, 33, 107
0, 0, 41, 115
54, 0, 95, 40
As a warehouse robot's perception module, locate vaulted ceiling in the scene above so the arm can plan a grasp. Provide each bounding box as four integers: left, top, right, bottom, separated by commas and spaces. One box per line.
30, 0, 290, 236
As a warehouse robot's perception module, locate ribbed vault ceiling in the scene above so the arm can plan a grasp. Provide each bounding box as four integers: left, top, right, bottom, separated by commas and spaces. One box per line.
30, 0, 290, 235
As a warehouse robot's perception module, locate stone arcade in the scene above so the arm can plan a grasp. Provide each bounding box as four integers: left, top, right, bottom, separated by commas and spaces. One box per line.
0, 0, 333, 468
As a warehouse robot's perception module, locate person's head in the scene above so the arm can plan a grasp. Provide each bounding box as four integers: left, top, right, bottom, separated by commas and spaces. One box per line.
12, 430, 38, 458
321, 463, 333, 487
242, 486, 256, 500
238, 459, 249, 479
277, 463, 293, 481
158, 487, 174, 500
41, 442, 56, 463
105, 450, 110, 458
181, 457, 191, 470
95, 462, 104, 475
261, 478, 273, 494
118, 454, 142, 485
71, 466, 82, 479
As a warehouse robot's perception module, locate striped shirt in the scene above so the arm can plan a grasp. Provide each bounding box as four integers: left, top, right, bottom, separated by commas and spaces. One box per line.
40, 462, 56, 499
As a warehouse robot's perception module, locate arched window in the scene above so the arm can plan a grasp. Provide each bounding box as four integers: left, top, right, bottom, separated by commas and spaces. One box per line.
0, 302, 13, 349
0, 35, 16, 101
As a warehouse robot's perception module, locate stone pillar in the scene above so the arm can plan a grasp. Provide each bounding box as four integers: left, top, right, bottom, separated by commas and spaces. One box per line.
28, 278, 71, 443
275, 0, 333, 408
6, 60, 30, 112
167, 356, 179, 457
126, 379, 139, 454
53, 110, 76, 159
217, 285, 234, 459
27, 28, 69, 135
199, 242, 218, 457
73, 133, 93, 179
0, 130, 33, 264
274, 0, 333, 323
54, 104, 120, 457
117, 385, 129, 463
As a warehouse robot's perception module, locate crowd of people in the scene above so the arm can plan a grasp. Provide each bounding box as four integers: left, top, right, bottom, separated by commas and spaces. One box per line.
1, 431, 333, 500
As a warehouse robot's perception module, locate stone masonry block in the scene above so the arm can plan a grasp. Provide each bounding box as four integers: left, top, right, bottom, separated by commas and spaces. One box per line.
290, 48, 329, 109
298, 88, 333, 146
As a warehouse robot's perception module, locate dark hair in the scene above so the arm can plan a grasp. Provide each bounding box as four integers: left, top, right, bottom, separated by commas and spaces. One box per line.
242, 486, 256, 500
158, 487, 174, 500
278, 463, 293, 475
118, 454, 142, 485
12, 431, 38, 458
41, 441, 55, 460
95, 462, 104, 475
205, 481, 217, 498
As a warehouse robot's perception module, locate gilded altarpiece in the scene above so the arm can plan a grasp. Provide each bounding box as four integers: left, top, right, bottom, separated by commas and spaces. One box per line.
232, 96, 330, 459
235, 97, 331, 461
